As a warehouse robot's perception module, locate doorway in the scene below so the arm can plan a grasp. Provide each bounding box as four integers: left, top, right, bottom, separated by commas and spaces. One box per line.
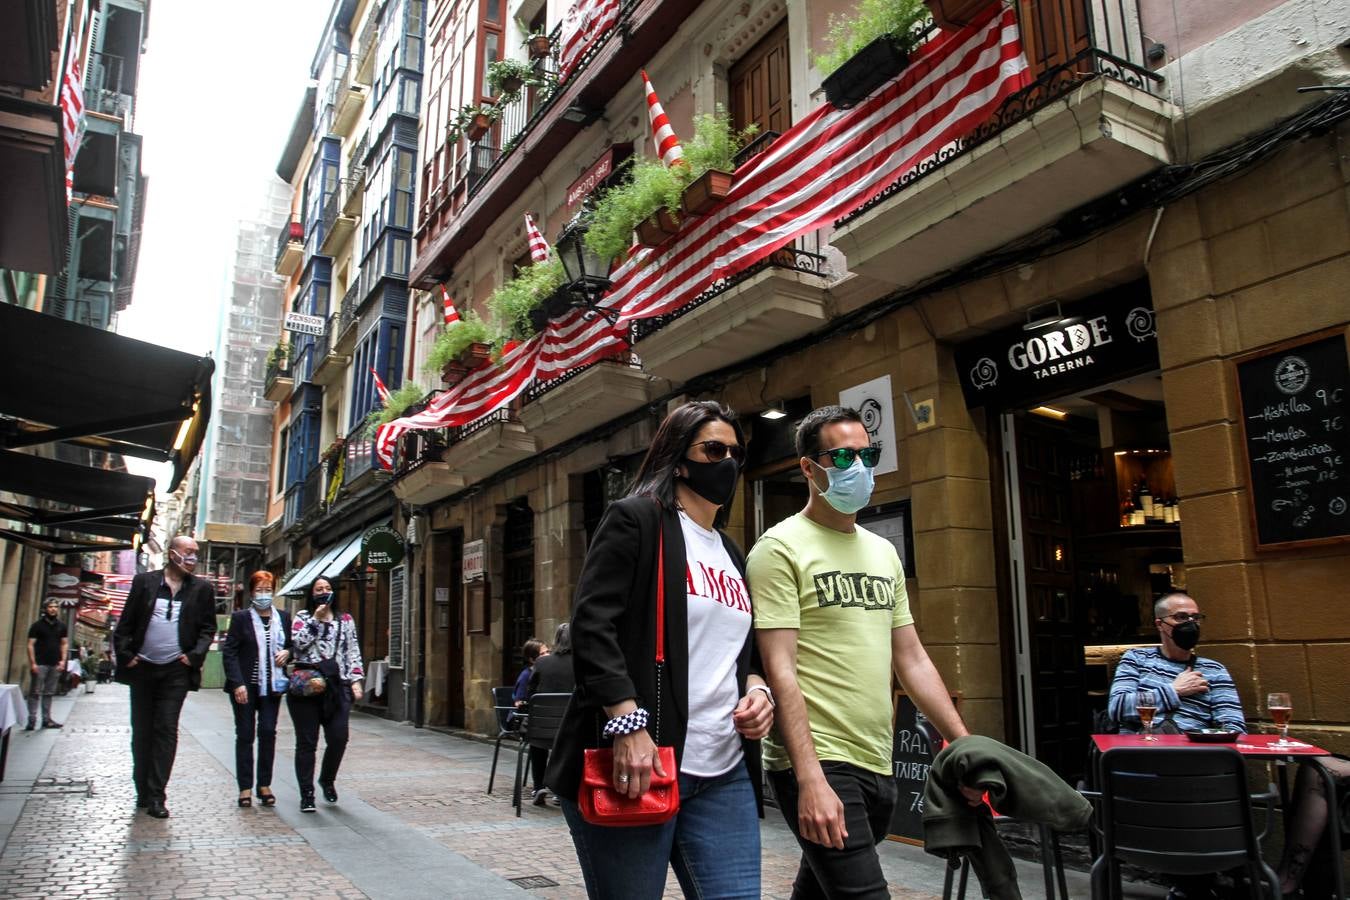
502, 498, 535, 686
434, 529, 465, 727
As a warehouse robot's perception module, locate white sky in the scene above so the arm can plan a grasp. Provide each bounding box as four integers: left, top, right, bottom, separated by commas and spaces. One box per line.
117, 1, 330, 488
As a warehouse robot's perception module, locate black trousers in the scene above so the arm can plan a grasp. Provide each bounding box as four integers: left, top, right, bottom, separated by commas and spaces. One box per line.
769, 761, 899, 900
127, 661, 191, 803
231, 686, 283, 791
288, 685, 352, 794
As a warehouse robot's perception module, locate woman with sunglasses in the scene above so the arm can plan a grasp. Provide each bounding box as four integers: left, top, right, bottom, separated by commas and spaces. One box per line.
546, 400, 775, 899
221, 571, 292, 807
289, 577, 364, 813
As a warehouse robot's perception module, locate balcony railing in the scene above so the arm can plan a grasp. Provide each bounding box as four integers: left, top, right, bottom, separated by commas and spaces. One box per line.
283, 482, 303, 530
344, 423, 379, 485
630, 245, 830, 342
300, 463, 324, 521
314, 314, 334, 361
448, 408, 513, 445
524, 354, 642, 403
353, 11, 379, 85
734, 130, 781, 170
836, 0, 1162, 229
336, 281, 360, 344
392, 393, 449, 478
342, 170, 366, 216
264, 349, 291, 386
274, 217, 303, 266
87, 51, 134, 121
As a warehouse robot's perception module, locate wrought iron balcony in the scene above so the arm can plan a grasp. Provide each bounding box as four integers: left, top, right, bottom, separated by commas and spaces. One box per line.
353, 12, 379, 86
334, 281, 361, 354
274, 217, 303, 276
300, 462, 324, 521
319, 187, 356, 255
344, 423, 380, 486
312, 313, 351, 387
342, 170, 365, 217
734, 130, 781, 170
330, 62, 367, 136
264, 345, 294, 401
87, 51, 134, 122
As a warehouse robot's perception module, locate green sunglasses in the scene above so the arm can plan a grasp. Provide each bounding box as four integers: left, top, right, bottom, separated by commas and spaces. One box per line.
814, 446, 882, 469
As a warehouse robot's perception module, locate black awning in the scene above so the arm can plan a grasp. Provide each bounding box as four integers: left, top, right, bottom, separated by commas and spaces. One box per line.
0, 302, 214, 491
0, 449, 155, 550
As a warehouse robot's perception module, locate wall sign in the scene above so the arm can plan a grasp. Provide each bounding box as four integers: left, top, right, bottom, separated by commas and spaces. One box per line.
462, 539, 486, 582
887, 691, 958, 845
45, 565, 81, 607
362, 525, 406, 571
566, 143, 632, 211
954, 285, 1159, 409
840, 374, 898, 476
1235, 329, 1350, 550
283, 311, 326, 336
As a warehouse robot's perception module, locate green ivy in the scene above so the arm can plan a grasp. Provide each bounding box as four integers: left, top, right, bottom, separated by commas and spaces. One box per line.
815, 0, 929, 76
486, 254, 566, 339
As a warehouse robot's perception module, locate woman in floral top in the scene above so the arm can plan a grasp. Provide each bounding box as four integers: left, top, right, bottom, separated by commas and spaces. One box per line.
288, 576, 364, 813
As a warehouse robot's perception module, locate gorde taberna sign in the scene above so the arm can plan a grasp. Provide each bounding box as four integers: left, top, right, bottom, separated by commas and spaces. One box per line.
954, 285, 1160, 410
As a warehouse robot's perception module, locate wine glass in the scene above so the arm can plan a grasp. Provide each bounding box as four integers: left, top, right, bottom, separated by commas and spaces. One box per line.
1136, 688, 1159, 741
1267, 692, 1293, 747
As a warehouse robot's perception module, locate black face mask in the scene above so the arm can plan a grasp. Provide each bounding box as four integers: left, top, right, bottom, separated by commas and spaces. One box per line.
313, 593, 336, 612
1170, 620, 1201, 651
680, 457, 740, 508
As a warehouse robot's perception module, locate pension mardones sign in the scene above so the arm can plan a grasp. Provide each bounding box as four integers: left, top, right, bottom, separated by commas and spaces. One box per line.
955, 286, 1160, 409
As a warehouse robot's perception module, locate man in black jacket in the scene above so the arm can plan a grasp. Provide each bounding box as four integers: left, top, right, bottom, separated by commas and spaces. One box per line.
112, 536, 217, 818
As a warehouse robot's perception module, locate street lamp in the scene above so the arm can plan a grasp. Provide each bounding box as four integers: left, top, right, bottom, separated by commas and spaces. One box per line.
554, 214, 617, 322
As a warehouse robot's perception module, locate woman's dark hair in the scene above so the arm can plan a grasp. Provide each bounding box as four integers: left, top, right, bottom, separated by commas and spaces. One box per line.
629, 401, 745, 527
304, 576, 335, 613
552, 622, 572, 656
521, 637, 546, 665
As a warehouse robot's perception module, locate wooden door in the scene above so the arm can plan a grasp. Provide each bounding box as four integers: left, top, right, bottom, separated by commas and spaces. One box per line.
1016, 416, 1087, 781
502, 500, 535, 686
436, 530, 465, 727
1016, 0, 1090, 78
730, 21, 791, 136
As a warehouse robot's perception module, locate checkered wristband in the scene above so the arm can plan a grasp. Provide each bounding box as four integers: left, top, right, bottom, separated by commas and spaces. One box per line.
603, 708, 650, 737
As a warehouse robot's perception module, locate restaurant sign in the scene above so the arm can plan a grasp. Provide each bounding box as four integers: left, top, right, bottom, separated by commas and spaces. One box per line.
565, 143, 632, 211
954, 286, 1159, 409
45, 565, 82, 607
361, 525, 406, 571
462, 539, 486, 583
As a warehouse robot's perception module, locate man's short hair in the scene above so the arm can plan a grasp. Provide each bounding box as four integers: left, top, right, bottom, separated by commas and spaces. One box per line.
795, 405, 865, 460
1154, 591, 1193, 620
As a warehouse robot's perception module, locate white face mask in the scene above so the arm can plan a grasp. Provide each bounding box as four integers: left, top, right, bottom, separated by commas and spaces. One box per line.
251, 593, 274, 610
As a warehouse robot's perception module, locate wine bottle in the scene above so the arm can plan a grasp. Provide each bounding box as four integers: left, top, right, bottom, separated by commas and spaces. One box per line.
1140, 478, 1154, 521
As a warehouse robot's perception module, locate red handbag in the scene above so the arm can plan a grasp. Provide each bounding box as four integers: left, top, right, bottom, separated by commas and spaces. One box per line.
577, 523, 680, 826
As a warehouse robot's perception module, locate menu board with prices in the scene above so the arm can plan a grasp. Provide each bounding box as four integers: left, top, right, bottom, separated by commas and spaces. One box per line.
1235, 330, 1350, 550
886, 691, 957, 845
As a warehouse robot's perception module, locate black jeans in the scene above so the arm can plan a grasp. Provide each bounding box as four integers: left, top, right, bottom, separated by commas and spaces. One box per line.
769, 761, 898, 900
231, 686, 283, 791
127, 660, 191, 803
288, 685, 352, 794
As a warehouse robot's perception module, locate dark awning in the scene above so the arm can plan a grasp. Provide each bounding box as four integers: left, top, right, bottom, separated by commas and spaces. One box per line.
0, 302, 214, 491
0, 450, 155, 553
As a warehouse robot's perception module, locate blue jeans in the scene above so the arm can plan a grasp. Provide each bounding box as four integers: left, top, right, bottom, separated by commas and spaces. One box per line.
561, 757, 760, 900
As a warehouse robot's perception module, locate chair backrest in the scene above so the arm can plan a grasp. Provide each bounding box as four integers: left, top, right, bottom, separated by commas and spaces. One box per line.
491, 685, 517, 735
524, 692, 572, 750
1098, 747, 1262, 876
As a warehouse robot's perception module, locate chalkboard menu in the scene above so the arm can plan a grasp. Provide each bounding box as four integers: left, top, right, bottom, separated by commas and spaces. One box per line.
887, 692, 939, 845
1235, 330, 1350, 550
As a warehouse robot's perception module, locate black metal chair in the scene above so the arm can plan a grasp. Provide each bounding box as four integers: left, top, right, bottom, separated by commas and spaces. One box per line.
511, 692, 571, 816
486, 685, 522, 795
1089, 747, 1279, 900
922, 719, 1071, 900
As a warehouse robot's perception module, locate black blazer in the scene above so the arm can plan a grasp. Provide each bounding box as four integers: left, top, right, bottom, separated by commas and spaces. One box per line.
221, 608, 293, 692
527, 651, 576, 696
112, 569, 217, 691
544, 497, 763, 811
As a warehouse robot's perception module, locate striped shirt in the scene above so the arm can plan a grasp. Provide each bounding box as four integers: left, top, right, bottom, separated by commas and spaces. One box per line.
1108, 647, 1247, 734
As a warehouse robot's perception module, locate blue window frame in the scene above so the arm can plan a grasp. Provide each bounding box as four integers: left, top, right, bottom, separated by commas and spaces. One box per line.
303, 138, 341, 257
350, 320, 405, 426
292, 258, 332, 382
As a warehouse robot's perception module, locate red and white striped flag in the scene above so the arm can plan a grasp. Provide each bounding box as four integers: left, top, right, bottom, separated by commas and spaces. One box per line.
525, 213, 550, 263
440, 285, 460, 325
641, 71, 683, 168
370, 366, 391, 405
558, 0, 621, 82
61, 52, 85, 202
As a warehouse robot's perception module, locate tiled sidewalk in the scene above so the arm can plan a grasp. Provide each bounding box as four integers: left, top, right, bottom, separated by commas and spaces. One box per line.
0, 685, 1129, 899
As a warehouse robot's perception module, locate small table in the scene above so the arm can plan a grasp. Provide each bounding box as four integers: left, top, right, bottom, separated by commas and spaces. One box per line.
0, 684, 27, 782
364, 659, 389, 699
1092, 733, 1343, 899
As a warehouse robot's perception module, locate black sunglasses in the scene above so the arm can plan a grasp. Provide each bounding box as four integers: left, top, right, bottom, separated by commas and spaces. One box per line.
814, 446, 882, 469
690, 440, 745, 464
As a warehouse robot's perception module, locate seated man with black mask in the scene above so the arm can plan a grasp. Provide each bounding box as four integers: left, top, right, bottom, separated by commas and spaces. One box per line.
1108, 591, 1246, 734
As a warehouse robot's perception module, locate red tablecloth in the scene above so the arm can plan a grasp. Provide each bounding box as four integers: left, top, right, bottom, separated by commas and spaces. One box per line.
1093, 732, 1330, 758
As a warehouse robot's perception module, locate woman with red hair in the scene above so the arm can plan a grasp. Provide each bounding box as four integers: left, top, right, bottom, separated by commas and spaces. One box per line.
221, 571, 292, 807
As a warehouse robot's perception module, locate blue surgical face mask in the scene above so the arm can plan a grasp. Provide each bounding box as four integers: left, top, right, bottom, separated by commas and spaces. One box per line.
811, 457, 875, 515
252, 593, 274, 611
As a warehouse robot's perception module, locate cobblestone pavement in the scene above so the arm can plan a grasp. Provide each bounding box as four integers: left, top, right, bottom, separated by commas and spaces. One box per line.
0, 687, 1136, 900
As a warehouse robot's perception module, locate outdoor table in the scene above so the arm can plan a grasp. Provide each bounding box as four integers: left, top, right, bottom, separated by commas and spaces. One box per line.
364, 659, 388, 699
0, 683, 26, 782
1091, 733, 1344, 899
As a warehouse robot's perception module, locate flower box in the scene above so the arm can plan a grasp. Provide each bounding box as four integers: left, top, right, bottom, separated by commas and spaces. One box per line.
528, 35, 551, 59
635, 215, 668, 248
925, 0, 996, 30
528, 288, 575, 333
821, 34, 909, 110
466, 112, 493, 142
456, 341, 492, 370
682, 169, 734, 216
441, 360, 471, 385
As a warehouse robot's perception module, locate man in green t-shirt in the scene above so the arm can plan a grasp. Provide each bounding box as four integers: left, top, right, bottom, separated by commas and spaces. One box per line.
750, 405, 976, 899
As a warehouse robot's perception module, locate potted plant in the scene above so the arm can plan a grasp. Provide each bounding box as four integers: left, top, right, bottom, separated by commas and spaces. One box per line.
363, 382, 430, 438
524, 31, 551, 59
925, 0, 996, 31
589, 156, 685, 252
486, 254, 566, 339
487, 58, 547, 100
424, 310, 496, 384
464, 102, 498, 141
817, 0, 929, 109
680, 107, 759, 215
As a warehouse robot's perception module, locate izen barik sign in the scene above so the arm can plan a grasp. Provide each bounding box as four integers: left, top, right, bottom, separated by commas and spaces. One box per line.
954, 287, 1159, 409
